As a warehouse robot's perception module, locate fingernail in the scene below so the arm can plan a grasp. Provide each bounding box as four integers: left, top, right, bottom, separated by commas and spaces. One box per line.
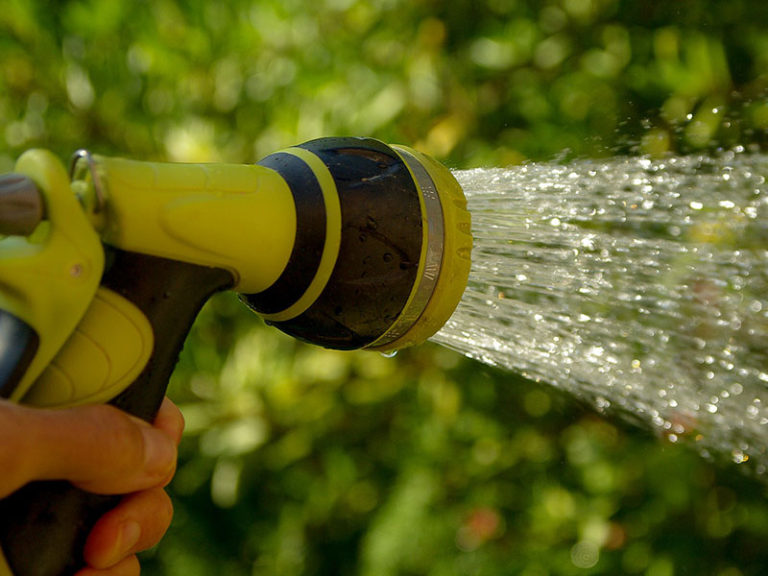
141, 427, 176, 478
111, 521, 141, 565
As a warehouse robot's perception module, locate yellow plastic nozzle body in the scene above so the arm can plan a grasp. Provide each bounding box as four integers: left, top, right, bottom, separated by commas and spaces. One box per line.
10, 154, 300, 408
0, 150, 104, 401
94, 157, 297, 294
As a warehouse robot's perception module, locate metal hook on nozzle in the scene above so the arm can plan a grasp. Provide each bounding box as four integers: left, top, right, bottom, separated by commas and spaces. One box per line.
69, 149, 106, 214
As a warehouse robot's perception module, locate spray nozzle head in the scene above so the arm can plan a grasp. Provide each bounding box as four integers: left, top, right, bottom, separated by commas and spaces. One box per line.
240, 137, 472, 351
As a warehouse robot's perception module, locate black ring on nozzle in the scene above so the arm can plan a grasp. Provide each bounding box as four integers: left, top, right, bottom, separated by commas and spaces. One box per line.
246, 153, 326, 315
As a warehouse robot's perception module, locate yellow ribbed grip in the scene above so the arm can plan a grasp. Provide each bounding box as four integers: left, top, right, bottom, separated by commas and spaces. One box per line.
22, 288, 154, 408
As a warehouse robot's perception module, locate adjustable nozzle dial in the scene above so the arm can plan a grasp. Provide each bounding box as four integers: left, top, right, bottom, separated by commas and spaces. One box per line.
241, 137, 471, 351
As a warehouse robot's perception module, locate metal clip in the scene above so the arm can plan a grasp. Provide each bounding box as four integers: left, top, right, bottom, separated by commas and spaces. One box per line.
69, 149, 105, 213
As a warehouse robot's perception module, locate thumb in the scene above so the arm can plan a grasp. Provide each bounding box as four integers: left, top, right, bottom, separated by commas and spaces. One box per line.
0, 401, 177, 497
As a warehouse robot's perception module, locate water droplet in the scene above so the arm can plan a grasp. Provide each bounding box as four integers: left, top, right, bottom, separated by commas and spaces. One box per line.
732, 450, 749, 464
380, 350, 398, 358
595, 396, 611, 410
580, 236, 595, 250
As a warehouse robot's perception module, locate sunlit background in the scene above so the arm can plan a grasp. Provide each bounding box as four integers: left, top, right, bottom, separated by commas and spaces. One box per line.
2, 0, 768, 574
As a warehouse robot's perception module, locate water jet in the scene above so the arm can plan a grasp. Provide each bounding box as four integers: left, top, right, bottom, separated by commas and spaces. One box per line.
434, 150, 767, 475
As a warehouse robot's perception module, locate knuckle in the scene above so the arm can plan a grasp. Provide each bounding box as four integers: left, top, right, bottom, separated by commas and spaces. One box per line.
158, 490, 174, 527
104, 412, 144, 456
80, 405, 147, 474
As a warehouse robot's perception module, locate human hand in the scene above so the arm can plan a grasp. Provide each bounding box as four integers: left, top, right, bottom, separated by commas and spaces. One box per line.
0, 397, 184, 575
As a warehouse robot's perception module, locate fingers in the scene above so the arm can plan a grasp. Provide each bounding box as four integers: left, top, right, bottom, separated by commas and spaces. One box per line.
0, 398, 184, 497
0, 398, 183, 575
153, 397, 185, 446
82, 487, 174, 570
42, 403, 177, 495
73, 554, 140, 576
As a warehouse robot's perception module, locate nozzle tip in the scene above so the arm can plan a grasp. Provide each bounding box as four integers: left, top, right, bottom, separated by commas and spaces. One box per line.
368, 145, 472, 351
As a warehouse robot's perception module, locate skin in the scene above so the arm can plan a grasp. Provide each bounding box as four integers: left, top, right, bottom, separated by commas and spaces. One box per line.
0, 397, 184, 575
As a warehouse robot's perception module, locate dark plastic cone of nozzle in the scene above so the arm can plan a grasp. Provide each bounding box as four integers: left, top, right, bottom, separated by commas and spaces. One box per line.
241, 137, 472, 352
243, 138, 422, 349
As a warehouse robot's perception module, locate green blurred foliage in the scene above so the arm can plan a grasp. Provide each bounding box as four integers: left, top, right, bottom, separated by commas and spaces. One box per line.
2, 0, 768, 170
2, 0, 768, 574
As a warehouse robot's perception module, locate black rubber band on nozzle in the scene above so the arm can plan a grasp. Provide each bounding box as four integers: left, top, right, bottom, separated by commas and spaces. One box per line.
242, 137, 423, 350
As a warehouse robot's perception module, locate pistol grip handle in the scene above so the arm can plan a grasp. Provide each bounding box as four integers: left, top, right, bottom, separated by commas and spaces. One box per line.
0, 250, 233, 576
102, 251, 234, 421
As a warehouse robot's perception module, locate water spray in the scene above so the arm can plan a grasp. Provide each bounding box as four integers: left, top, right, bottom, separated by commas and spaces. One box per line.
435, 152, 768, 477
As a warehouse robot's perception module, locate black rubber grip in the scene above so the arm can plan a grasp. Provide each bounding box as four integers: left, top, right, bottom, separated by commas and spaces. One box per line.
0, 250, 233, 576
248, 151, 326, 315
0, 310, 39, 399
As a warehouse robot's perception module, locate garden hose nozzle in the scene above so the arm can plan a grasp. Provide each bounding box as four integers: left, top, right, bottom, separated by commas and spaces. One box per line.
3, 137, 473, 411
79, 136, 473, 354
244, 137, 473, 351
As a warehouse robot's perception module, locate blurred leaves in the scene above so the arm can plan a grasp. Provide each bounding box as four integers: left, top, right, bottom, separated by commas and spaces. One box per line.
3, 0, 768, 574
3, 0, 768, 171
